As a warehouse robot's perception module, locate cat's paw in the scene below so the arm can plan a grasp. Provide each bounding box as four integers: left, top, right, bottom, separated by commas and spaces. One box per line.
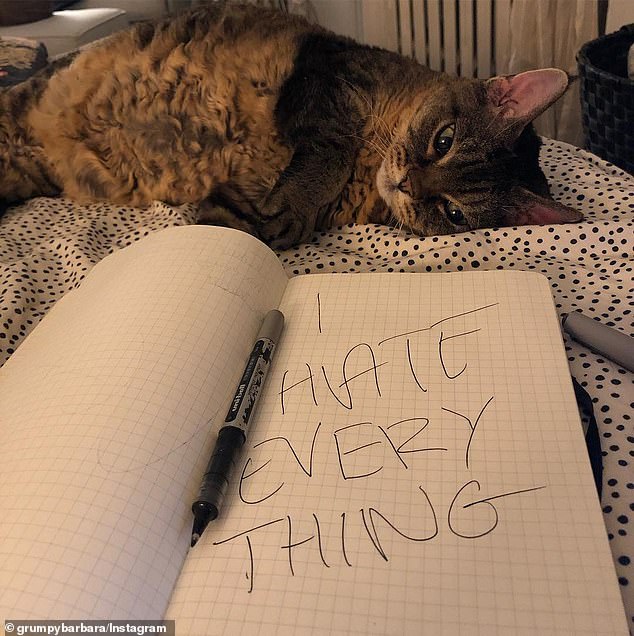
196, 200, 259, 236
259, 191, 316, 249
259, 212, 314, 250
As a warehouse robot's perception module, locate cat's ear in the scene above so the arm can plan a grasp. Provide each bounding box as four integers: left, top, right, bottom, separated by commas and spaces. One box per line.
502, 187, 583, 227
486, 68, 569, 126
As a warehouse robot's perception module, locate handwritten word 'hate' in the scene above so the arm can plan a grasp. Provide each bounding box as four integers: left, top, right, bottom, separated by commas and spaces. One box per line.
278, 303, 498, 415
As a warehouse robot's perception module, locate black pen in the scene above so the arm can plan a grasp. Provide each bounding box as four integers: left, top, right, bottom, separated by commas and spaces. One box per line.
191, 309, 284, 547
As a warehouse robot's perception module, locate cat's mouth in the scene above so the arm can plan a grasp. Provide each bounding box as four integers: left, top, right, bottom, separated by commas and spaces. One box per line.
376, 161, 401, 207
376, 160, 415, 226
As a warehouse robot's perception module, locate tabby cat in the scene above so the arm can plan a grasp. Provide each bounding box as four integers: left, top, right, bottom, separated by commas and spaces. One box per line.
0, 3, 582, 248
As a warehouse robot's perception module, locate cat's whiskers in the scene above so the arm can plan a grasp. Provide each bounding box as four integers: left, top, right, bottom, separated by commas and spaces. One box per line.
483, 110, 503, 135
387, 211, 407, 239
365, 110, 393, 156
366, 135, 389, 159
343, 132, 387, 160
366, 112, 392, 149
367, 121, 391, 156
335, 74, 393, 152
490, 117, 518, 144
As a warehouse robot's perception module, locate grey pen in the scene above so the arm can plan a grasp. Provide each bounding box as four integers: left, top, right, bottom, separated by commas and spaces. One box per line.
562, 311, 634, 373
191, 309, 285, 547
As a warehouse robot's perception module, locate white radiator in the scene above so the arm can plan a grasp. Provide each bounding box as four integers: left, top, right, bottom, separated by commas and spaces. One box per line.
359, 0, 512, 78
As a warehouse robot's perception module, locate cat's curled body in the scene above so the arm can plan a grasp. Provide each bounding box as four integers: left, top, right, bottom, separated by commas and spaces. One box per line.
0, 3, 581, 248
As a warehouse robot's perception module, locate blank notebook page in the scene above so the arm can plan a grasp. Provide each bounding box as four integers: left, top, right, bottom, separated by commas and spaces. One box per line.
167, 270, 626, 635
0, 226, 288, 619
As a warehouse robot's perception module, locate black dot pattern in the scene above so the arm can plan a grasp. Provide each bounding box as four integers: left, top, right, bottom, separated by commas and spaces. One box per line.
0, 137, 632, 622
0, 198, 198, 363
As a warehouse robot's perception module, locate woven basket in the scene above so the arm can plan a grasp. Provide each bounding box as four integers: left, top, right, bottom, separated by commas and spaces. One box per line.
577, 24, 634, 174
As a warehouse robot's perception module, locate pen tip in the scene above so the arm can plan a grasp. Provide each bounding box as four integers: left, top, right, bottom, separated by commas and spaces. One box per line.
191, 533, 200, 548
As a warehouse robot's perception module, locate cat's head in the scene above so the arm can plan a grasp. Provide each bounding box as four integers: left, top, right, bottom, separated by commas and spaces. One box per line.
377, 68, 583, 235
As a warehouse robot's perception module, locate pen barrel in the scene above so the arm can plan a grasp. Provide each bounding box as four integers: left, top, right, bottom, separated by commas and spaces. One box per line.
191, 310, 284, 533
194, 426, 245, 515
224, 336, 277, 433
563, 311, 634, 373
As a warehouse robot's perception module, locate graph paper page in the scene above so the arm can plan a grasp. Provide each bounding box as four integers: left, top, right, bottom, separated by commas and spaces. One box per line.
167, 270, 626, 635
0, 225, 288, 619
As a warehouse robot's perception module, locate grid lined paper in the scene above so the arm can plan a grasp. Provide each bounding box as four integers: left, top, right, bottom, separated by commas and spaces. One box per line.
167, 270, 627, 635
0, 229, 626, 634
0, 226, 287, 620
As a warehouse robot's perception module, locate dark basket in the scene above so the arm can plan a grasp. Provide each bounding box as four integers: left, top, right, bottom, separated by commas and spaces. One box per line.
577, 24, 634, 174
0, 1, 54, 26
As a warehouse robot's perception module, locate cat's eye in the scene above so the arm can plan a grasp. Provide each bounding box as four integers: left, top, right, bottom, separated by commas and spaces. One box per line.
434, 124, 455, 156
444, 200, 467, 226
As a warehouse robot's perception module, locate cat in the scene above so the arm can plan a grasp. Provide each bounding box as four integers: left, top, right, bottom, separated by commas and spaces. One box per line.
0, 2, 582, 249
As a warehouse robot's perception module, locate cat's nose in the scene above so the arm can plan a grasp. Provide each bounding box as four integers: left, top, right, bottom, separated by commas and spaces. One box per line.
397, 172, 413, 197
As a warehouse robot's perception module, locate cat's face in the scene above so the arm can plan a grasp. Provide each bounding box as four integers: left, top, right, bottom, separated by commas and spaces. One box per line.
377, 69, 582, 235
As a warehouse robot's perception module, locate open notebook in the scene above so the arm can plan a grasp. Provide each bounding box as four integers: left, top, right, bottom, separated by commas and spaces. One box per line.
0, 226, 626, 634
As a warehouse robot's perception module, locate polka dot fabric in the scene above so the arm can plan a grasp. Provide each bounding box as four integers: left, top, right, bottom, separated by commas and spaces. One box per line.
0, 137, 632, 625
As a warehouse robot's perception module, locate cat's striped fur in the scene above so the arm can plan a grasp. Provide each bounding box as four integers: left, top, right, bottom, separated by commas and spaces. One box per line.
0, 3, 581, 248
